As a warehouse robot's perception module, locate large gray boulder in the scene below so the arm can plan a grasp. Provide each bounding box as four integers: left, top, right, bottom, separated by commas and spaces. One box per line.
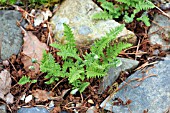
51, 0, 137, 46
100, 56, 170, 113
0, 10, 23, 60
148, 11, 170, 51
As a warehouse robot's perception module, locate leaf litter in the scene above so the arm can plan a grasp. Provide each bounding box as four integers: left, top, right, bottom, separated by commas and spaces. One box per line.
0, 1, 169, 113
21, 31, 49, 74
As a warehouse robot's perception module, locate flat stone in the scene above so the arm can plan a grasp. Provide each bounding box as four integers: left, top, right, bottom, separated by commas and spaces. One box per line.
98, 58, 139, 94
51, 0, 137, 46
100, 57, 170, 113
17, 107, 49, 113
0, 10, 23, 60
0, 105, 7, 113
86, 106, 97, 113
148, 11, 170, 51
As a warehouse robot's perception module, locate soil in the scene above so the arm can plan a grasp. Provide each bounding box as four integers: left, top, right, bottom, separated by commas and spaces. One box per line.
0, 0, 169, 113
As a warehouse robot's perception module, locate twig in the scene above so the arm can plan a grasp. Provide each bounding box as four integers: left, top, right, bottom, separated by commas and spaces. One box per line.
52, 78, 66, 92
134, 61, 158, 71
135, 39, 141, 60
155, 6, 170, 19
146, 0, 170, 19
120, 52, 147, 55
47, 22, 53, 45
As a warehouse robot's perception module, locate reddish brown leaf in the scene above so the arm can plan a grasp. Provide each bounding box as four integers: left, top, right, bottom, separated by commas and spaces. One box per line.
21, 31, 49, 74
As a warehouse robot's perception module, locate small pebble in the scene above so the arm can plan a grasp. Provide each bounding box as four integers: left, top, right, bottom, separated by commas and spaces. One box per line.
25, 95, 33, 103
87, 99, 94, 104
49, 101, 54, 108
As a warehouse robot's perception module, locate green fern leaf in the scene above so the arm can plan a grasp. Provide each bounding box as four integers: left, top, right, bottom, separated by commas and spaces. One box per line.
63, 23, 76, 47
136, 1, 155, 10
101, 1, 114, 13
137, 15, 150, 26
68, 67, 84, 83
92, 11, 113, 20
91, 25, 125, 57
106, 42, 132, 59
79, 82, 90, 93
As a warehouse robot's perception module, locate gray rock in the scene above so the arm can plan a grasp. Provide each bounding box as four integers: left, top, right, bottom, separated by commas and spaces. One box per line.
0, 10, 23, 60
0, 105, 6, 113
86, 106, 97, 113
51, 0, 137, 46
17, 107, 49, 113
100, 57, 170, 113
148, 11, 170, 51
98, 58, 139, 94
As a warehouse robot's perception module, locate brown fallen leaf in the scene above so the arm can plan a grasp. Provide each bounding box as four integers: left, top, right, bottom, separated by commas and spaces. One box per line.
32, 89, 52, 102
21, 31, 49, 74
32, 89, 70, 102
0, 70, 14, 103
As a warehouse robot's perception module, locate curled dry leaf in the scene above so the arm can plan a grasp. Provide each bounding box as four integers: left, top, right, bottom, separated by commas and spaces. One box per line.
32, 89, 70, 102
0, 70, 14, 103
21, 31, 49, 74
32, 89, 52, 102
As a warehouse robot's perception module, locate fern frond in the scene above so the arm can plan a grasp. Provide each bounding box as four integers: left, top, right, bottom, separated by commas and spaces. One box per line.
40, 51, 62, 83
86, 62, 107, 78
63, 23, 76, 47
91, 25, 125, 57
135, 1, 155, 10
92, 11, 113, 20
106, 42, 132, 59
68, 67, 84, 83
79, 82, 90, 93
101, 1, 114, 13
50, 43, 81, 61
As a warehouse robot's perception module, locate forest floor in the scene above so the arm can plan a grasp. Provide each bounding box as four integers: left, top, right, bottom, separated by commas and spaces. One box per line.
0, 0, 170, 113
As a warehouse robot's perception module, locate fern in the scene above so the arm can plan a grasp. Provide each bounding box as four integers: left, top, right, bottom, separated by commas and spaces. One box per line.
40, 23, 132, 93
106, 42, 132, 60
40, 51, 62, 84
50, 24, 81, 61
93, 0, 155, 26
92, 11, 113, 20
91, 24, 125, 57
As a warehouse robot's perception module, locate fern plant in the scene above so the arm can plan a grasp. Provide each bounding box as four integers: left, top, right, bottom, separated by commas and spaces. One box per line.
92, 0, 155, 26
40, 23, 132, 93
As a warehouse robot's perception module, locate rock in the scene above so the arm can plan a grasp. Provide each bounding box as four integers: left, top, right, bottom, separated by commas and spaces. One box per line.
0, 105, 7, 113
17, 107, 49, 113
51, 0, 137, 46
86, 106, 97, 113
100, 57, 170, 113
0, 10, 24, 60
148, 11, 170, 51
98, 58, 139, 94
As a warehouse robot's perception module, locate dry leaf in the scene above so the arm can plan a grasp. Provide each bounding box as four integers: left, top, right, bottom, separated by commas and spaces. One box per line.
0, 70, 14, 103
21, 31, 49, 74
32, 89, 53, 102
32, 89, 65, 102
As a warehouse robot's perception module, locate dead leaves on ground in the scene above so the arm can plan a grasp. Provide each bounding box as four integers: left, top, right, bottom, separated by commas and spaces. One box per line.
32, 89, 70, 102
21, 31, 49, 75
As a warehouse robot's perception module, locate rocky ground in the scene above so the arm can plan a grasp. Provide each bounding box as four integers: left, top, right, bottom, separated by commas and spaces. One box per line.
0, 0, 170, 113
